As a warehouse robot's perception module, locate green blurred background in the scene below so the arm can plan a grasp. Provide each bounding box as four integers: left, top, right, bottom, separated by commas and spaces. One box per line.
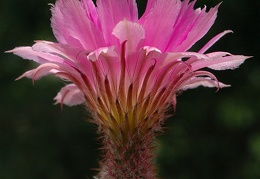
0, 0, 259, 178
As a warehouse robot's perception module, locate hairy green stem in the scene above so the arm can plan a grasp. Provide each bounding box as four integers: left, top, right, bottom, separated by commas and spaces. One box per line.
96, 129, 158, 179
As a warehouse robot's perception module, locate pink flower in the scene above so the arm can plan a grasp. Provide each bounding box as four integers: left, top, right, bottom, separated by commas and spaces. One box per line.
9, 0, 250, 178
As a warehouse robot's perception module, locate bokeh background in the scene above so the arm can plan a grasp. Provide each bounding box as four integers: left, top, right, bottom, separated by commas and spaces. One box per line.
0, 0, 259, 178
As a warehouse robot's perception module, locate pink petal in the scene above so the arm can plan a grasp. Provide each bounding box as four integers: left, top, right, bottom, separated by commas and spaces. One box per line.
81, 0, 100, 28
32, 41, 75, 59
207, 55, 251, 70
54, 84, 85, 106
7, 46, 54, 64
180, 77, 230, 91
8, 43, 83, 75
112, 20, 145, 52
31, 41, 98, 82
31, 40, 85, 66
7, 46, 47, 63
16, 63, 62, 81
198, 30, 233, 53
192, 52, 252, 70
51, 0, 105, 49
139, 0, 181, 51
166, 1, 220, 52
96, 0, 138, 44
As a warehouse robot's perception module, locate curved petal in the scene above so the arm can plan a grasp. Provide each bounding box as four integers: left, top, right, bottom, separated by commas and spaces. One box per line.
198, 30, 233, 53
96, 0, 138, 44
16, 63, 62, 82
180, 77, 230, 91
51, 0, 105, 49
112, 20, 145, 52
143, 46, 162, 56
54, 84, 85, 106
87, 46, 117, 62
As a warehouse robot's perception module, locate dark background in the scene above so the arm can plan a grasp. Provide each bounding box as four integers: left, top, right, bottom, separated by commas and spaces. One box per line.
0, 0, 259, 178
